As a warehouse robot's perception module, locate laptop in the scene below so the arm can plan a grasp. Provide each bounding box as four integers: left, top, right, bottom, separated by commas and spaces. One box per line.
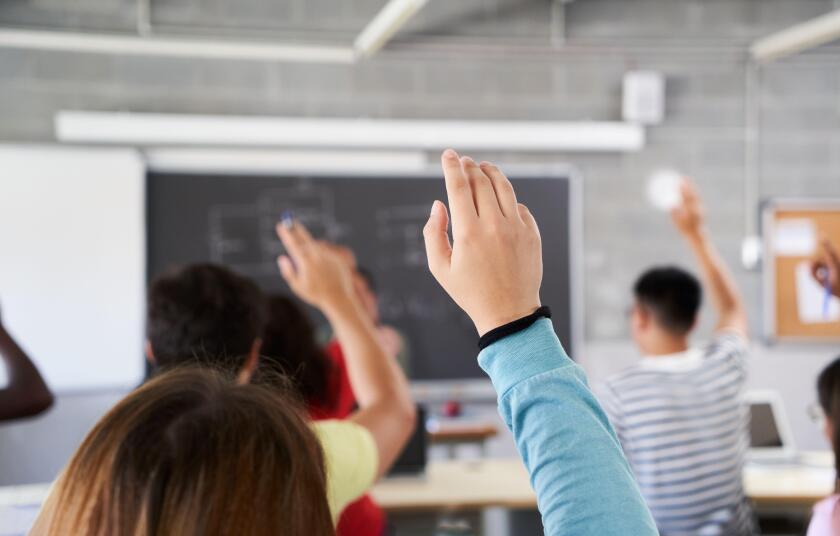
745, 390, 797, 462
386, 405, 428, 478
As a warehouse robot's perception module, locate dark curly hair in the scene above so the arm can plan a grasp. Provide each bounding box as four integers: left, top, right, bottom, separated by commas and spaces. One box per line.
147, 263, 266, 372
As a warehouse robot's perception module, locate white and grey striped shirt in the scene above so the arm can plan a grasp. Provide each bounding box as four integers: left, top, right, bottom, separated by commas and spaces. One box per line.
597, 332, 756, 536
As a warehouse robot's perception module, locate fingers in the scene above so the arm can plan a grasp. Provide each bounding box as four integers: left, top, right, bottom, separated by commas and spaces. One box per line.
518, 203, 540, 237
811, 259, 828, 283
423, 200, 453, 280
461, 156, 500, 218
480, 161, 518, 218
441, 149, 477, 232
277, 255, 298, 286
276, 221, 314, 264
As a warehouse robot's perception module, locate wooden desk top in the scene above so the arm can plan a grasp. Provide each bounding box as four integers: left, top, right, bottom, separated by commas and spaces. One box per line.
372, 455, 837, 512
427, 424, 498, 444
2, 455, 835, 515
371, 459, 534, 512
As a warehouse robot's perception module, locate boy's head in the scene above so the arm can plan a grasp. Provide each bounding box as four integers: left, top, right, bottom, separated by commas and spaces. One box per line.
630, 266, 702, 354
146, 263, 265, 383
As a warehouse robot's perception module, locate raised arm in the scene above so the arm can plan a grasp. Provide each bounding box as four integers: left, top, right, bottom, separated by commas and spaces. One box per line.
671, 180, 748, 337
0, 303, 54, 421
422, 150, 656, 536
276, 223, 415, 480
811, 238, 840, 299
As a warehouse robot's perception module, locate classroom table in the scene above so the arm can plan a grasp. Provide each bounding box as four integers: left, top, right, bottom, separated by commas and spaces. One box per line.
0, 454, 834, 534
371, 454, 836, 513
427, 423, 499, 458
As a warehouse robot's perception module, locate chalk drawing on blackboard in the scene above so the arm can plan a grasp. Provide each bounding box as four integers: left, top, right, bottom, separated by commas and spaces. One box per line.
208, 182, 349, 280
376, 204, 430, 269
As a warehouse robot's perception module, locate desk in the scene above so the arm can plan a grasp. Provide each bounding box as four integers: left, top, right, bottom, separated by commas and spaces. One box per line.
427, 423, 499, 458
372, 455, 837, 513
1, 455, 835, 524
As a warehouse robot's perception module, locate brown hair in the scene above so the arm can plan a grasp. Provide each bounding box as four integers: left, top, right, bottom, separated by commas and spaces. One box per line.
818, 356, 840, 491
33, 367, 334, 536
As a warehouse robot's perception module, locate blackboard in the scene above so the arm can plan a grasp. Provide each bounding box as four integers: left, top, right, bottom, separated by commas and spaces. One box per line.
147, 171, 577, 381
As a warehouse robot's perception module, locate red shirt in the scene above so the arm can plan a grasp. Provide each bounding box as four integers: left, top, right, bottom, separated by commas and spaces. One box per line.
311, 341, 386, 536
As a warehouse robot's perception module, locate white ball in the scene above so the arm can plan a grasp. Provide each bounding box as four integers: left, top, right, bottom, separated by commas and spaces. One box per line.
646, 169, 683, 211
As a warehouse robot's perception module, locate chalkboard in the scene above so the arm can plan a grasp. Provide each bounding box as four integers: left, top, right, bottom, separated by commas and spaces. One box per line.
147, 171, 577, 381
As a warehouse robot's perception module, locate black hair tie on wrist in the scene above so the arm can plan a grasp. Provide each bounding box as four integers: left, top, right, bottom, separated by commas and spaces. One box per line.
478, 306, 552, 350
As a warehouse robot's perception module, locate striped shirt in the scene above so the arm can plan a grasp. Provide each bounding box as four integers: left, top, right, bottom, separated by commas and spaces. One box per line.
597, 332, 756, 536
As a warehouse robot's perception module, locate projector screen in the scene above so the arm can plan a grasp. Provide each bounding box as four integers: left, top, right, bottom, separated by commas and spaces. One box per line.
0, 146, 145, 392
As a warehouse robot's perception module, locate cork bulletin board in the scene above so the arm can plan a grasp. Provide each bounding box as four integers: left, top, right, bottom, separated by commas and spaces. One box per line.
763, 200, 840, 341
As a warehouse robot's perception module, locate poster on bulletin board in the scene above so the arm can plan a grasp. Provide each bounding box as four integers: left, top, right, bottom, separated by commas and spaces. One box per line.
763, 199, 840, 341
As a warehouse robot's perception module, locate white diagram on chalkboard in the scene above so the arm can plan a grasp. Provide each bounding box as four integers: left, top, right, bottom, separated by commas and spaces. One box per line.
375, 204, 430, 269
208, 183, 348, 279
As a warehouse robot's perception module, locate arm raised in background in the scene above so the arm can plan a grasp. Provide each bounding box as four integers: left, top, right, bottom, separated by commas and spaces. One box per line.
670, 180, 748, 337
422, 149, 657, 536
811, 238, 840, 299
0, 303, 54, 421
276, 223, 415, 480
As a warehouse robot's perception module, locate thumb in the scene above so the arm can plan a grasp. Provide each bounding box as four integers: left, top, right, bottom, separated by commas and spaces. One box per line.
277, 255, 299, 287
423, 200, 453, 280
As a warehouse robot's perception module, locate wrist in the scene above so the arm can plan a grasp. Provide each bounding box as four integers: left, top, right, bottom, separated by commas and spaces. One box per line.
321, 292, 362, 322
474, 303, 541, 337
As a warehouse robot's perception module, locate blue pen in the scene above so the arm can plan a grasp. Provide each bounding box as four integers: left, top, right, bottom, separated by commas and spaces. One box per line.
820, 267, 832, 319
281, 210, 295, 229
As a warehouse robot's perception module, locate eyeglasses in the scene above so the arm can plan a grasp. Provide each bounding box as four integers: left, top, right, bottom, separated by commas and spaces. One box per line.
807, 402, 826, 425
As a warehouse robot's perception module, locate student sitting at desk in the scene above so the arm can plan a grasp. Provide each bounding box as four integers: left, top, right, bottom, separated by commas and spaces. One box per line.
32, 367, 344, 534
596, 180, 755, 535
143, 257, 414, 525
422, 150, 657, 536
0, 300, 53, 421
808, 356, 840, 535
261, 294, 388, 536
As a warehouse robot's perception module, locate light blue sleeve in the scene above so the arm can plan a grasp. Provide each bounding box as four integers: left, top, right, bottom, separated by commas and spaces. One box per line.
478, 318, 657, 536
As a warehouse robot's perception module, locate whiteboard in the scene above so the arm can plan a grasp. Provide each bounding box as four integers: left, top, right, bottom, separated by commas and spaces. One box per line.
0, 145, 145, 392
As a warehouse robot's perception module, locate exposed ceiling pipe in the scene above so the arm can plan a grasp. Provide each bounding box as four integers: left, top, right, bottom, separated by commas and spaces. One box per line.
354, 0, 428, 58
751, 8, 840, 62
0, 28, 354, 63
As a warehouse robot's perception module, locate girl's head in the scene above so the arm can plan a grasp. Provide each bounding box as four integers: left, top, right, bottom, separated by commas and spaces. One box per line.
817, 356, 840, 480
260, 294, 333, 408
34, 367, 334, 536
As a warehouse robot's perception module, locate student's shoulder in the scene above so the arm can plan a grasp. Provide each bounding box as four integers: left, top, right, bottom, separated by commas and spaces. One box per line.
600, 363, 649, 398
703, 329, 749, 360
311, 420, 379, 521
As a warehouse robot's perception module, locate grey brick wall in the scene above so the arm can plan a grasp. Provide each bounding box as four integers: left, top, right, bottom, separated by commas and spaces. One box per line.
1, 0, 839, 340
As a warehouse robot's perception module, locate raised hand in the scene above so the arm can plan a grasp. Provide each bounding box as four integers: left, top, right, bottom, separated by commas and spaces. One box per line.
670, 178, 705, 237
423, 149, 542, 336
811, 238, 840, 299
276, 222, 355, 313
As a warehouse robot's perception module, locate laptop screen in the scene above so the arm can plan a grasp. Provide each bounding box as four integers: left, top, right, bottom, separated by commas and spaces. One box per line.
749, 402, 784, 448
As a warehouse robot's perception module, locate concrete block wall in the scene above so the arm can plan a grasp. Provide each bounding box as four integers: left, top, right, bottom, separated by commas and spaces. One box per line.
1, 0, 838, 340
0, 0, 839, 459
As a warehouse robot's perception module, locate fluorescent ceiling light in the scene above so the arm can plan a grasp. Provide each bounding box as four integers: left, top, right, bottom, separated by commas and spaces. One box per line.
751, 9, 840, 62
56, 111, 645, 152
0, 28, 354, 63
354, 0, 428, 58
145, 148, 428, 173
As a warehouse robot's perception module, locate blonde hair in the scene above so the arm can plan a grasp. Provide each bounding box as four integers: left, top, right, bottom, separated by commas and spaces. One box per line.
33, 367, 334, 536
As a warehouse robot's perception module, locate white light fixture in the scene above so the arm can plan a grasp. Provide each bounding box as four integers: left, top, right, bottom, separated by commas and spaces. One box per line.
751, 9, 840, 62
56, 111, 645, 153
0, 28, 354, 63
144, 148, 428, 174
354, 0, 428, 58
